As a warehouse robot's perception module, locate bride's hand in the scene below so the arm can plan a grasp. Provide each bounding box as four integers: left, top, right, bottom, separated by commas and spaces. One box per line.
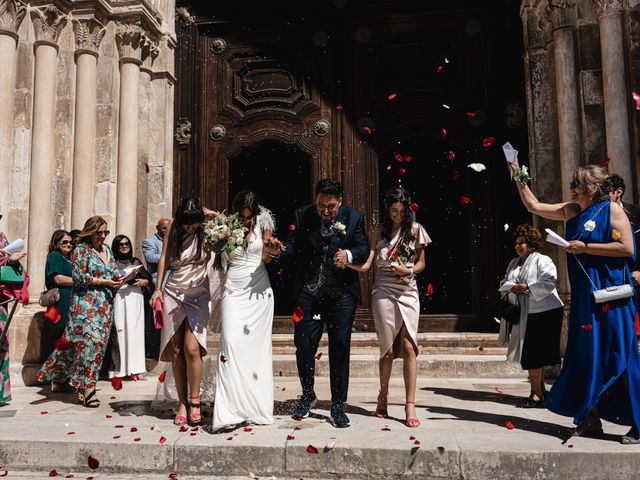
264, 237, 284, 255
203, 207, 224, 221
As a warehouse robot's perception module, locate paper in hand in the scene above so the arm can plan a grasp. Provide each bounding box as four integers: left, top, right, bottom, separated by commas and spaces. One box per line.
4, 238, 25, 254
545, 228, 570, 247
502, 142, 518, 164
119, 264, 142, 279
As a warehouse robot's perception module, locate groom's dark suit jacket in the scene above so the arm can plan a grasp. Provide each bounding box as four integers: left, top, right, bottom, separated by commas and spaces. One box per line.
278, 204, 369, 302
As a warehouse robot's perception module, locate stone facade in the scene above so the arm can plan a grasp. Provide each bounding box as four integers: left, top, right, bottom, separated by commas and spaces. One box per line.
521, 0, 640, 297
1, 0, 175, 368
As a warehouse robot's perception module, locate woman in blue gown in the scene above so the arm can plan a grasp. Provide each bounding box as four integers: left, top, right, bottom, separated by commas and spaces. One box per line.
511, 162, 640, 443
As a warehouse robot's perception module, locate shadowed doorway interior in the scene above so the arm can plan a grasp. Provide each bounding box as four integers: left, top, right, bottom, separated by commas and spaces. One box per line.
228, 140, 313, 315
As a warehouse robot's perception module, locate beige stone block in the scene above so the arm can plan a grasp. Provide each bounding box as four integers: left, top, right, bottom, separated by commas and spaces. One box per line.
8, 304, 57, 365
95, 135, 115, 182
96, 56, 117, 104
581, 69, 603, 106
13, 89, 32, 128
14, 42, 33, 91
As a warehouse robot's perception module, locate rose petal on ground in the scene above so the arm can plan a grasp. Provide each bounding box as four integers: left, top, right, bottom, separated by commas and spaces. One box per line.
315, 352, 323, 360
159, 436, 167, 444
244, 427, 253, 432
387, 93, 397, 101
414, 440, 421, 445
324, 442, 336, 451
190, 432, 197, 436
227, 436, 233, 441
459, 196, 472, 205
158, 371, 167, 383
110, 396, 116, 400
504, 420, 516, 430
478, 346, 484, 352
482, 136, 496, 147
495, 387, 504, 394
67, 432, 75, 435
105, 415, 112, 419
130, 427, 138, 432
179, 425, 188, 432
65, 474, 74, 479
49, 470, 58, 477
87, 456, 99, 470
409, 435, 416, 440
113, 435, 121, 439
86, 477, 94, 480
306, 445, 319, 454
278, 371, 283, 376
0, 471, 7, 477
111, 377, 122, 391
294, 426, 302, 430
382, 427, 391, 431
115, 425, 124, 428
191, 426, 199, 432
134, 438, 141, 442
287, 435, 295, 440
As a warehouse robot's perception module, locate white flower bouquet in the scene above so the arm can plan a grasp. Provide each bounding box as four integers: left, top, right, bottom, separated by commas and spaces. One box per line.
202, 213, 247, 254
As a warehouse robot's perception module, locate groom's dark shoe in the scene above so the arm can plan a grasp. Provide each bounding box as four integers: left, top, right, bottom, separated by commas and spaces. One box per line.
330, 401, 350, 428
292, 393, 317, 420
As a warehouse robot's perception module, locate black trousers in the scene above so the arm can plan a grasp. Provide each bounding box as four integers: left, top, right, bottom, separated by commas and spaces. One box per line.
294, 291, 356, 403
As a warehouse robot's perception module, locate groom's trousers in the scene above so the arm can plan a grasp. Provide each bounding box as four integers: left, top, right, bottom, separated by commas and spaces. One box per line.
294, 291, 356, 403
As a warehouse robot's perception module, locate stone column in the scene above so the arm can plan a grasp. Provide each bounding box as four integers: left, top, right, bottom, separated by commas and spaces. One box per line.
0, 0, 26, 235
71, 17, 106, 229
27, 5, 66, 296
115, 23, 145, 243
546, 0, 581, 202
595, 0, 633, 196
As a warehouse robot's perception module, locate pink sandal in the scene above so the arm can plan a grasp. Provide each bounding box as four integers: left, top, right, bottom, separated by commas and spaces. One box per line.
405, 401, 420, 428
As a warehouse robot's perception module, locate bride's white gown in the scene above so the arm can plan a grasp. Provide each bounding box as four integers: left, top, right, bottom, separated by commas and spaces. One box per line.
213, 221, 275, 428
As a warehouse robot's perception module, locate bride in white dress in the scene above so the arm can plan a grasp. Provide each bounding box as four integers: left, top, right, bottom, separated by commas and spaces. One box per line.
213, 190, 280, 429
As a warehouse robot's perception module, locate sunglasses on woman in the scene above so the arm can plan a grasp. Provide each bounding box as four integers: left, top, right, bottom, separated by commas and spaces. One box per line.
119, 242, 131, 247
569, 180, 581, 189
61, 240, 73, 246
96, 230, 110, 237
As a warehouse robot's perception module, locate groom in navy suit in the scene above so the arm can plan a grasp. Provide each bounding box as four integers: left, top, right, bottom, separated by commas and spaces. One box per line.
272, 179, 369, 427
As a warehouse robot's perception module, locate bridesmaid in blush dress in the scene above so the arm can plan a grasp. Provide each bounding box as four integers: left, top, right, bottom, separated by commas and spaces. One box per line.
350, 187, 430, 428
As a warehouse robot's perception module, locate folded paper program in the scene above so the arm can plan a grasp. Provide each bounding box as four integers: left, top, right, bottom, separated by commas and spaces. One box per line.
502, 142, 518, 164
544, 228, 570, 248
4, 238, 25, 254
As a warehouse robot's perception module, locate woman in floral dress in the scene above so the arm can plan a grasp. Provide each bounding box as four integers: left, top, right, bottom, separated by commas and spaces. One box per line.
0, 228, 28, 406
37, 216, 123, 407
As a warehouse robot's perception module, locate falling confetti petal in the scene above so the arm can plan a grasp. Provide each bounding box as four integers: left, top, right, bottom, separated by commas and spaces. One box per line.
436, 65, 444, 73
459, 196, 472, 205
445, 57, 450, 63
465, 111, 477, 117
362, 126, 372, 135
604, 157, 611, 166
443, 104, 450, 110
482, 136, 496, 147
158, 371, 166, 383
467, 163, 486, 172
581, 324, 593, 332
448, 150, 455, 160
289, 224, 296, 232
385, 164, 392, 171
220, 354, 227, 363
409, 203, 419, 212
312, 314, 321, 320
387, 93, 397, 101
315, 352, 323, 360
633, 91, 640, 110
504, 224, 509, 232
336, 104, 343, 111
41, 411, 48, 415
398, 168, 406, 176
504, 420, 516, 430
602, 304, 611, 313
394, 152, 405, 163
440, 128, 447, 139
306, 445, 319, 454
405, 155, 413, 162
424, 283, 434, 297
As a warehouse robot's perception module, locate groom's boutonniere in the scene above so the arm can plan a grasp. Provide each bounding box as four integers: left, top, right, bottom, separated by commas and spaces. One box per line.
332, 221, 347, 237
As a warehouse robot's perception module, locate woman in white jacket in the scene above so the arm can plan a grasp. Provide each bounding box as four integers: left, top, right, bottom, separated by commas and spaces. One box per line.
499, 224, 564, 407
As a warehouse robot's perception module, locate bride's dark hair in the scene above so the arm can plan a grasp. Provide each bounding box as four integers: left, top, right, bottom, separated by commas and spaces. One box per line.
167, 197, 205, 265
381, 187, 414, 243
231, 190, 260, 217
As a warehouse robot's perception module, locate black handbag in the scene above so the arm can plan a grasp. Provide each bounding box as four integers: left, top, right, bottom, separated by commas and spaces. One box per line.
496, 296, 521, 325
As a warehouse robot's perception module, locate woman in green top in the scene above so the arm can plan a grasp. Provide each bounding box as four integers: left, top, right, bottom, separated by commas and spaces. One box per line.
45, 230, 73, 338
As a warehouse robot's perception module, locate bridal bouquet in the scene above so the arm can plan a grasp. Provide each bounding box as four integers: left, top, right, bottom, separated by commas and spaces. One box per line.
202, 214, 247, 254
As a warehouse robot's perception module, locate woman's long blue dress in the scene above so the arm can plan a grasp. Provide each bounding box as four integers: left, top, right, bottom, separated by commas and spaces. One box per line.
546, 200, 640, 428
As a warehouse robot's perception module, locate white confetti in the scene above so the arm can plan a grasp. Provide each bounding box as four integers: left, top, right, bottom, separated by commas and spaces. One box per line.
467, 163, 487, 172
312, 314, 321, 320
504, 223, 509, 232
325, 442, 336, 450
445, 57, 450, 63
64, 423, 70, 428
442, 104, 451, 110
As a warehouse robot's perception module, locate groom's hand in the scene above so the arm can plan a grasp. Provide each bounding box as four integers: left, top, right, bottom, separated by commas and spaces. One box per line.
265, 237, 284, 255
333, 249, 348, 269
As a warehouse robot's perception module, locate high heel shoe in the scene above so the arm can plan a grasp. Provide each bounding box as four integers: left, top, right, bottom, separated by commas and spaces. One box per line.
405, 401, 420, 428
174, 402, 188, 426
189, 395, 202, 425
375, 390, 388, 419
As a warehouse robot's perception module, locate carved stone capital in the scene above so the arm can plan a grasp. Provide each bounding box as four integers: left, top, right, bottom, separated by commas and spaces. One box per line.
73, 17, 105, 58
0, 0, 26, 40
593, 0, 625, 17
141, 37, 160, 71
30, 5, 67, 48
176, 6, 195, 28
522, 5, 553, 48
115, 22, 146, 65
544, 0, 577, 31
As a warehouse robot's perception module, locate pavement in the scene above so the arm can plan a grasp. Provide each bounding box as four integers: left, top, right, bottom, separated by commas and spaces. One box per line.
1, 374, 640, 480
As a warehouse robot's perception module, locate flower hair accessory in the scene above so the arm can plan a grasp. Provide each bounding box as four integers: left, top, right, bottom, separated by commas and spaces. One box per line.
512, 165, 530, 185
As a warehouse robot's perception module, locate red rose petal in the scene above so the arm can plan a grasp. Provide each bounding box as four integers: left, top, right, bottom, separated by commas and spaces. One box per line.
294, 426, 302, 430
336, 103, 343, 111
191, 427, 199, 432
276, 267, 284, 276
409, 435, 416, 440
387, 93, 397, 101
394, 152, 405, 163
179, 425, 188, 432
306, 445, 319, 454
287, 434, 295, 440
409, 202, 419, 212
289, 224, 296, 232
633, 91, 640, 111
440, 128, 447, 139
362, 126, 372, 135
158, 371, 167, 383
495, 387, 504, 394
424, 283, 434, 297
227, 436, 233, 441
504, 420, 516, 430
314, 352, 323, 360
581, 324, 593, 332
55, 337, 73, 351
603, 157, 611, 166
436, 65, 444, 73
130, 427, 138, 432
134, 438, 141, 442
86, 477, 94, 480
602, 304, 611, 313
65, 475, 74, 479
111, 377, 122, 391
49, 470, 58, 477
115, 425, 124, 428
452, 169, 461, 180
482, 136, 496, 147
105, 415, 112, 419
41, 411, 48, 415
0, 471, 7, 477
398, 168, 406, 176
405, 155, 413, 162
220, 354, 227, 363
568, 444, 574, 448
67, 432, 75, 435
414, 440, 421, 445
478, 346, 484, 352
465, 111, 477, 117
448, 150, 455, 160
292, 306, 304, 323
110, 396, 116, 400
459, 196, 472, 205
113, 435, 121, 439
190, 432, 197, 436
243, 427, 253, 432
381, 427, 391, 431
159, 436, 167, 444
87, 455, 99, 470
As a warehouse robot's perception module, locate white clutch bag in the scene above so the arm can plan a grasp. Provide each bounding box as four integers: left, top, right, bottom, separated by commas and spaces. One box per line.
592, 284, 634, 304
